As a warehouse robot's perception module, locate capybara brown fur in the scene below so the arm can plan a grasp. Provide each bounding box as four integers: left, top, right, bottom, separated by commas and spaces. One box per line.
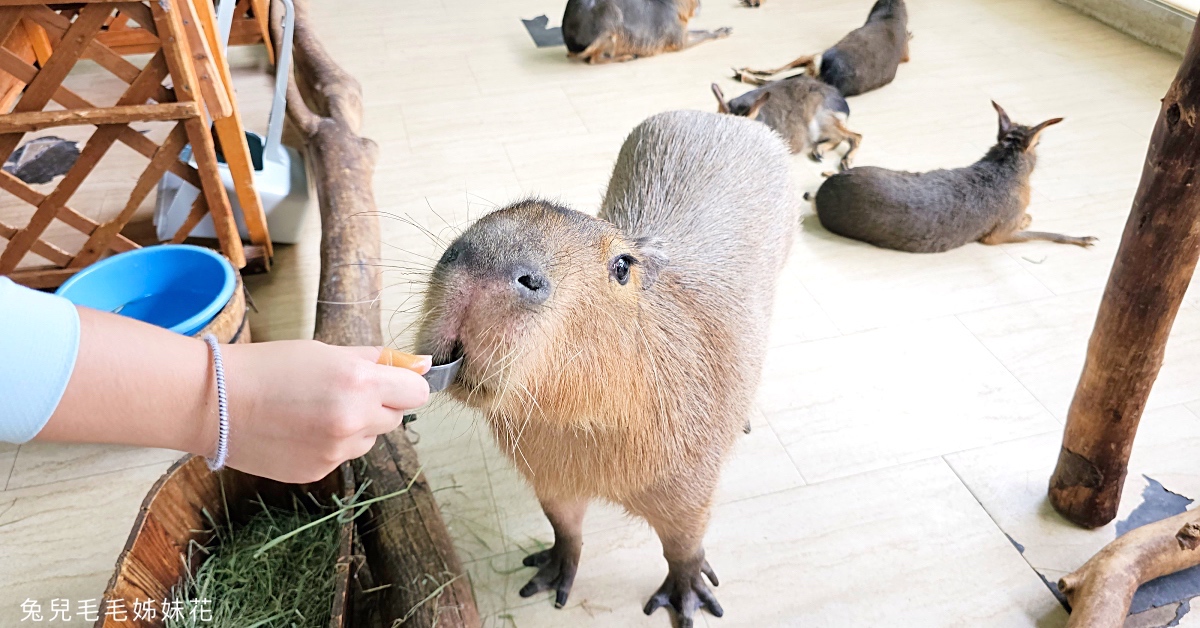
563, 0, 731, 64
712, 77, 862, 170
416, 110, 795, 626
814, 102, 1098, 253
735, 0, 910, 97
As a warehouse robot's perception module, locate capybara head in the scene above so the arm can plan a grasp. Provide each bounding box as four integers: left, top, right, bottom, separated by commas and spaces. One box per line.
992, 101, 1063, 153
416, 199, 667, 418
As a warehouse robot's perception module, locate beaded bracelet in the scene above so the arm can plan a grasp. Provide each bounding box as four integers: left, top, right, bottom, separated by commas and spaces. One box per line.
201, 334, 229, 471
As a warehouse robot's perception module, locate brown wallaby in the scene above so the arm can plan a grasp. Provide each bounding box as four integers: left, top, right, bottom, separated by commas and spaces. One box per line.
563, 0, 732, 64
734, 0, 910, 97
712, 76, 861, 170
814, 102, 1097, 253
416, 111, 795, 627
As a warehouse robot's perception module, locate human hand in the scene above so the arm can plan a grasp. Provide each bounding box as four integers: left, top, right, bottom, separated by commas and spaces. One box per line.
215, 340, 430, 483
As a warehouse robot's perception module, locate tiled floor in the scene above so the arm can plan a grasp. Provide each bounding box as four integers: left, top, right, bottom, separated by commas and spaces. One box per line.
4, 0, 1200, 626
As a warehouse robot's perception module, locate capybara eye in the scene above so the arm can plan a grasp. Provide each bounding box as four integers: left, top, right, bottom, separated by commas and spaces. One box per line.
609, 254, 635, 285
439, 245, 460, 265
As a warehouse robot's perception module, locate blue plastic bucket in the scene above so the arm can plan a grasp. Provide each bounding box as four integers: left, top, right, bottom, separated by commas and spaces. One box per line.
56, 245, 236, 336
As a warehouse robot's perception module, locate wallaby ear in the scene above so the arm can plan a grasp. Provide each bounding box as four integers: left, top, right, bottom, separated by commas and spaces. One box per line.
992, 101, 1014, 140
633, 236, 669, 290
745, 92, 771, 120
711, 83, 730, 114
1027, 116, 1065, 150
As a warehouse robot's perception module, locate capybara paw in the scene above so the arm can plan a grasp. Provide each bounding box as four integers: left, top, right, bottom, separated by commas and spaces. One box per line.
519, 548, 579, 608
1076, 236, 1099, 248
643, 561, 723, 627
740, 0, 762, 6
714, 27, 733, 38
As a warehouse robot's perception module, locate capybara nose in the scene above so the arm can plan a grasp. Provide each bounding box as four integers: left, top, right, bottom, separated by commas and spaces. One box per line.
512, 267, 551, 305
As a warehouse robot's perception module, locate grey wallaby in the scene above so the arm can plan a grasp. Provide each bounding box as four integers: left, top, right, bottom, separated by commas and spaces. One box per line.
814, 102, 1097, 253
711, 77, 862, 170
734, 0, 910, 97
563, 0, 731, 64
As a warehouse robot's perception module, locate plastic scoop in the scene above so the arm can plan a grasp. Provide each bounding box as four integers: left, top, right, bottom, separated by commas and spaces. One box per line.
377, 348, 463, 392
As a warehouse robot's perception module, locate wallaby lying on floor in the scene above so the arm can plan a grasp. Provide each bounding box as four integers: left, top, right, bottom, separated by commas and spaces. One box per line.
563, 0, 732, 64
814, 102, 1098, 253
712, 78, 861, 170
734, 0, 910, 97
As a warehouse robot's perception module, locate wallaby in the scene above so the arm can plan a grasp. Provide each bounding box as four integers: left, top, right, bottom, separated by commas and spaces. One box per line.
814, 102, 1097, 253
563, 0, 732, 64
712, 77, 861, 170
734, 0, 910, 97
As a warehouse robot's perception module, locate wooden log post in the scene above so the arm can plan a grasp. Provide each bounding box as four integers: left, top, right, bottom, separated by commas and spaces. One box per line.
1048, 18, 1200, 528
1059, 510, 1200, 627
284, 1, 480, 626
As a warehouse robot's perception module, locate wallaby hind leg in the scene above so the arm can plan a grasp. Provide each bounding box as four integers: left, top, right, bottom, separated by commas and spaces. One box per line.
981, 229, 1098, 248
731, 68, 775, 86
736, 54, 817, 79
833, 118, 862, 171
684, 27, 733, 50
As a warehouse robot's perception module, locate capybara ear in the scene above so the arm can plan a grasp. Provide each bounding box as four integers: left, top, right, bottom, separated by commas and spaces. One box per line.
634, 236, 669, 290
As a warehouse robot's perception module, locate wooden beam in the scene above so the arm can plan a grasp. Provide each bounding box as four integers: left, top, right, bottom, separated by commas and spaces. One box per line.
285, 0, 481, 625
1048, 15, 1200, 527
0, 102, 198, 133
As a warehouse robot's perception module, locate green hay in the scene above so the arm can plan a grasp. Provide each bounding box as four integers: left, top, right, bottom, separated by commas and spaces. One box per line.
166, 503, 341, 628
166, 474, 421, 628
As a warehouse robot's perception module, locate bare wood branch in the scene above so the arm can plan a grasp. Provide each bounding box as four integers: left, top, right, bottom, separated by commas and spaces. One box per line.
1059, 510, 1200, 627
284, 0, 480, 625
1048, 6, 1200, 528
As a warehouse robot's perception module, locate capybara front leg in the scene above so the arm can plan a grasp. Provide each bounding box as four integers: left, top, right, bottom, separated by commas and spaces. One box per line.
631, 489, 722, 627
684, 27, 733, 49
519, 498, 588, 608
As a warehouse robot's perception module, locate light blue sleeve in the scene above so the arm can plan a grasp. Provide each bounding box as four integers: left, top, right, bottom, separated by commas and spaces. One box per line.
0, 277, 81, 443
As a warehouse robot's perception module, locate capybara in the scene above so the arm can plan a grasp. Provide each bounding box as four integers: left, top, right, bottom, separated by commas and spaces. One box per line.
563, 0, 731, 64
814, 102, 1097, 252
735, 0, 910, 97
712, 77, 862, 170
416, 110, 795, 626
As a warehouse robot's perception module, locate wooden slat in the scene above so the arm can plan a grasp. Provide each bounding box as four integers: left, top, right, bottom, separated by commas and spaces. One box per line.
246, 0, 273, 64
0, 8, 35, 113
0, 101, 197, 133
0, 46, 201, 188
0, 30, 189, 274
28, 4, 173, 104
19, 17, 50, 65
8, 265, 77, 289
192, 0, 271, 255
0, 4, 110, 161
175, 0, 230, 118
153, 0, 243, 267
0, 218, 72, 266
71, 122, 190, 266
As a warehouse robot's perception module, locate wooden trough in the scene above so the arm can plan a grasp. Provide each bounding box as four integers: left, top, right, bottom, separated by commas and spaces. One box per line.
95, 456, 355, 628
